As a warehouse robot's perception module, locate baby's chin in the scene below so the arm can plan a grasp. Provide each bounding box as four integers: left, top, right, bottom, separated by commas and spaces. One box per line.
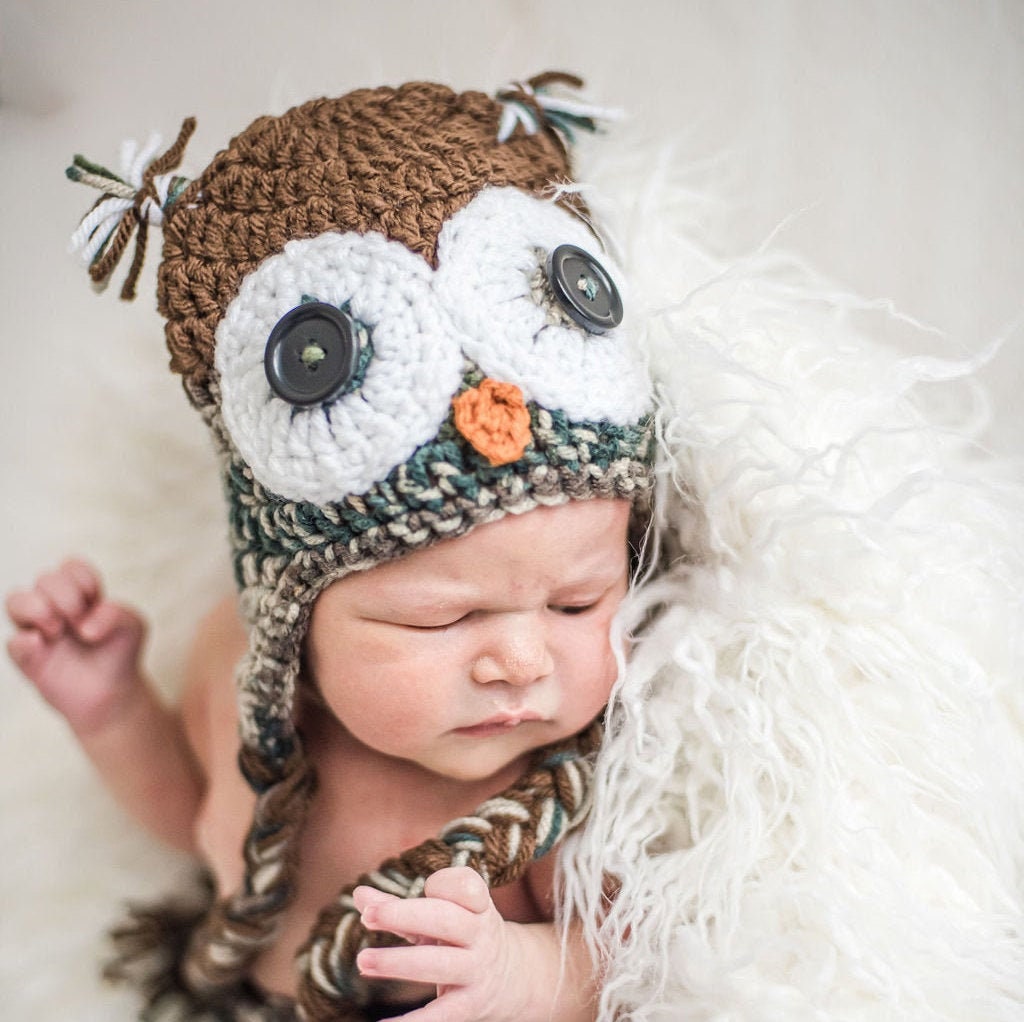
429, 715, 594, 787
422, 741, 538, 789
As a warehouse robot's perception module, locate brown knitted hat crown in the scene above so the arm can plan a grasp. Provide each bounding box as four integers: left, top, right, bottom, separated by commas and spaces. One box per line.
158, 82, 575, 405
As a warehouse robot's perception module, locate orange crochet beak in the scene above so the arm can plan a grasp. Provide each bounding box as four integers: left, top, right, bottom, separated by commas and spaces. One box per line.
451, 378, 533, 467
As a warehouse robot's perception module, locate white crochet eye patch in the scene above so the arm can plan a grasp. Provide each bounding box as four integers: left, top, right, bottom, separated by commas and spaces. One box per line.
215, 188, 650, 505
434, 188, 649, 426
216, 231, 462, 505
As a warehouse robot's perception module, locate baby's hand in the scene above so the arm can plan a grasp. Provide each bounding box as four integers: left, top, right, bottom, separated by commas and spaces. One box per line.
5, 559, 146, 736
354, 867, 529, 1022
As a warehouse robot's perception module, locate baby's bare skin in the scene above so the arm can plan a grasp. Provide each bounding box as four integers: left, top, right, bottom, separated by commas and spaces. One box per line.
7, 501, 629, 1021
6, 559, 202, 851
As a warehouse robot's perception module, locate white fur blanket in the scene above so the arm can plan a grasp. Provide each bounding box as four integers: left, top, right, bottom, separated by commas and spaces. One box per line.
564, 163, 1024, 1020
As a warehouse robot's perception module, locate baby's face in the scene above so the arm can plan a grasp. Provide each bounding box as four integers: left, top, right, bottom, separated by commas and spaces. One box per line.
306, 499, 631, 784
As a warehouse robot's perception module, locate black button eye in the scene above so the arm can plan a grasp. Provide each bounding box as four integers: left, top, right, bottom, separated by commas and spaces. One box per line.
545, 244, 623, 334
264, 302, 358, 406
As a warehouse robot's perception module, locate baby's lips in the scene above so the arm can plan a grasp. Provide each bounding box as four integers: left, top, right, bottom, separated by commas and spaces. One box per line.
451, 378, 532, 466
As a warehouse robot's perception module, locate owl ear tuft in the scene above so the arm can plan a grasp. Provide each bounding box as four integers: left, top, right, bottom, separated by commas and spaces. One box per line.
495, 72, 621, 146
66, 116, 196, 301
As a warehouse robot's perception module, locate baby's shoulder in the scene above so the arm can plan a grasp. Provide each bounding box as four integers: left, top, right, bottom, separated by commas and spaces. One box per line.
180, 596, 247, 768
179, 597, 254, 889
524, 846, 557, 916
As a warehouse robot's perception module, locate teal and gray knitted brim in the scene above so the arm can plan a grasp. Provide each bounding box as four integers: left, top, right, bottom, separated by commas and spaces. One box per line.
217, 392, 653, 765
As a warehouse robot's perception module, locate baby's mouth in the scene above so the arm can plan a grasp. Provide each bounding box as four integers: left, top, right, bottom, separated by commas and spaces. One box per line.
454, 711, 543, 737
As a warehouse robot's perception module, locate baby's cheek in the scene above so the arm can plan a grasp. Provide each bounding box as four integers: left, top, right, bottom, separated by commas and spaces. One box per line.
593, 619, 623, 692
557, 617, 619, 705
340, 672, 444, 749
341, 631, 416, 670
581, 609, 617, 659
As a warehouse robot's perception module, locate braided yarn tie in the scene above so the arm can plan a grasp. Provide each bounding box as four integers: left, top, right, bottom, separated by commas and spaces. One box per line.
183, 743, 318, 995
294, 720, 603, 1022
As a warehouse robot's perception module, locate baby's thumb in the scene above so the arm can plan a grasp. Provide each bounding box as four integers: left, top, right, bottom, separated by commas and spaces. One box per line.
423, 866, 491, 914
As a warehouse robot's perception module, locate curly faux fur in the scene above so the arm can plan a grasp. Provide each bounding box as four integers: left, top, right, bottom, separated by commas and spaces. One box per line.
561, 151, 1024, 1020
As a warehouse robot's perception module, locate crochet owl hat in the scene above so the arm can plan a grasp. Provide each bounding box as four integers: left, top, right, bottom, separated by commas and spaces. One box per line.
70, 75, 654, 1020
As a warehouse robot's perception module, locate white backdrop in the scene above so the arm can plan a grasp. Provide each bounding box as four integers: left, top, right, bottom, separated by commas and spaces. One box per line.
1, 2, 1021, 1018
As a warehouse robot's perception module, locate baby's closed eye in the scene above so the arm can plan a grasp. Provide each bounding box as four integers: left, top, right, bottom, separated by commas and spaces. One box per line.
396, 613, 471, 631
548, 602, 597, 616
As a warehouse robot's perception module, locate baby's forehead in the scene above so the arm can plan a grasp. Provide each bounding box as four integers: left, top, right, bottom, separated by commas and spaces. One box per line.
321, 499, 632, 599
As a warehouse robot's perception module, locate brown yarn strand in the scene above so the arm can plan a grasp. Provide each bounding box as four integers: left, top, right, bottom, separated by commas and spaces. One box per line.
295, 720, 603, 1021
88, 207, 139, 293
527, 71, 586, 91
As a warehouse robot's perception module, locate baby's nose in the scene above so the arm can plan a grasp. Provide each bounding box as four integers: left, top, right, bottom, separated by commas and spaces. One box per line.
471, 614, 554, 687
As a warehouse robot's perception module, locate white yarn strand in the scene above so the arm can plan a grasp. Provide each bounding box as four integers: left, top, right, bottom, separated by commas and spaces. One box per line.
70, 196, 133, 262
496, 102, 526, 144
533, 91, 622, 123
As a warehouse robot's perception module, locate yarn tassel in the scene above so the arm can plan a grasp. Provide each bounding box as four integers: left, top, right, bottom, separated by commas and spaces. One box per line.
495, 72, 620, 144
67, 116, 196, 300
105, 873, 298, 1022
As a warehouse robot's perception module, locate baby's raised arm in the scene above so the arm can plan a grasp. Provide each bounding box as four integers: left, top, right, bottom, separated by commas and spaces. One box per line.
6, 559, 203, 852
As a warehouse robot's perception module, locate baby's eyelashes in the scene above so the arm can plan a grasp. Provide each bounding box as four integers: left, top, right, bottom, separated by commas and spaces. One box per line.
397, 604, 597, 628
548, 602, 597, 616
364, 583, 617, 631
378, 609, 472, 631
385, 600, 607, 628
547, 581, 621, 617
402, 618, 466, 632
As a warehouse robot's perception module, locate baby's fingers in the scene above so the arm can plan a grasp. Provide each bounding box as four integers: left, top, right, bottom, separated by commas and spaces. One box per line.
77, 598, 139, 644
6, 559, 101, 639
423, 867, 491, 914
357, 941, 471, 988
5, 589, 65, 640
357, 887, 476, 947
6, 627, 48, 675
36, 560, 101, 628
